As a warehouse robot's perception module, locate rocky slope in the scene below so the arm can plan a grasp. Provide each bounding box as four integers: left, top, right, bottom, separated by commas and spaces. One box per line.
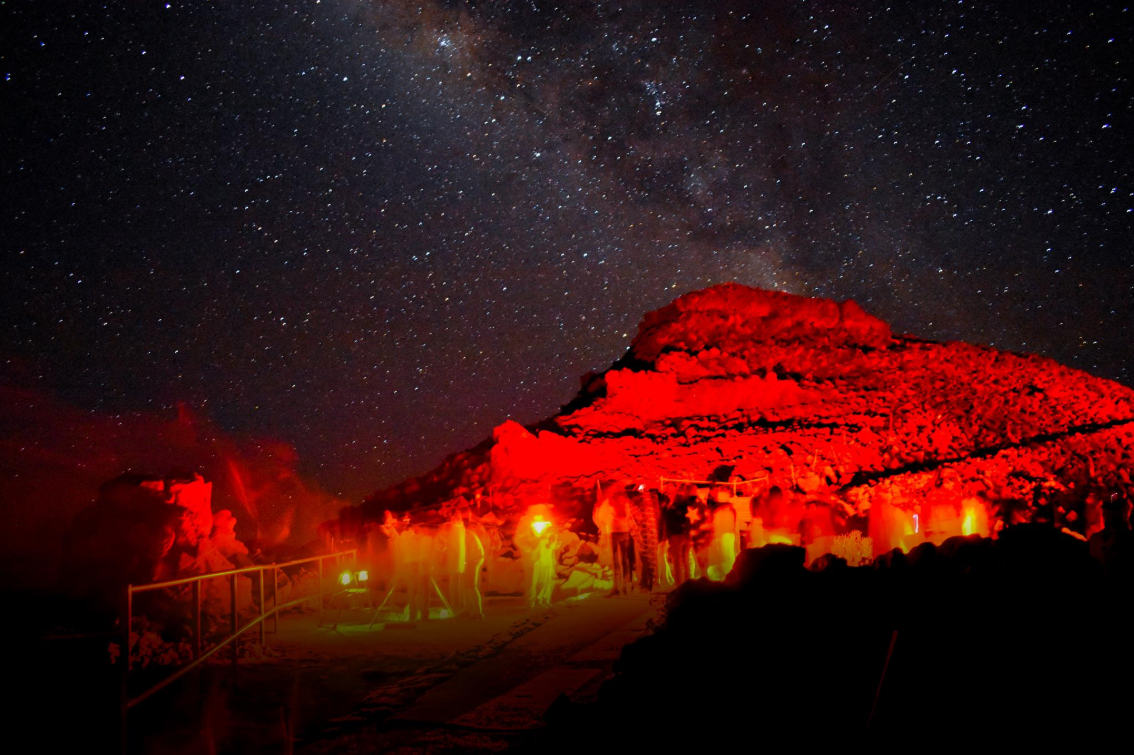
350, 284, 1134, 553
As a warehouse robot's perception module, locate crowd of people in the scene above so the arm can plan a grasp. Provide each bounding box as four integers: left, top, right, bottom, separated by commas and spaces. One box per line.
595, 475, 1134, 593
366, 503, 502, 620
360, 479, 831, 619
592, 478, 822, 594
363, 498, 565, 618
357, 474, 1134, 618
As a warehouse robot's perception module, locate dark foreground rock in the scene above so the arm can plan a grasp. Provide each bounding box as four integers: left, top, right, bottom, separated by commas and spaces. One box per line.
526, 527, 1134, 750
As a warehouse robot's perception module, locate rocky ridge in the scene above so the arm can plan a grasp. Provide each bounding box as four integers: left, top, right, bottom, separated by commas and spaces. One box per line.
351, 283, 1134, 552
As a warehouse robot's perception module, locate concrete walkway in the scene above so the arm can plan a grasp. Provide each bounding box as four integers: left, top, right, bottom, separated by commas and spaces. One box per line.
302, 593, 658, 754
128, 596, 540, 755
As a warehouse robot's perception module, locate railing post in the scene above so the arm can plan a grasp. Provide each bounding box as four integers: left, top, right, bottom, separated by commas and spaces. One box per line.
271, 567, 279, 633
125, 588, 133, 672
192, 580, 201, 661
120, 585, 132, 754
257, 568, 265, 645
230, 573, 238, 666
317, 557, 324, 610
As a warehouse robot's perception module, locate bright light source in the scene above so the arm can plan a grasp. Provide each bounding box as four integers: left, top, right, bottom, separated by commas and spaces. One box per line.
531, 519, 551, 535
339, 571, 352, 586
357, 570, 369, 582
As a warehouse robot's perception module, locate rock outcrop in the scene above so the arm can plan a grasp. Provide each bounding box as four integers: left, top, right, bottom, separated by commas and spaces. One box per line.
350, 283, 1134, 552
62, 473, 252, 616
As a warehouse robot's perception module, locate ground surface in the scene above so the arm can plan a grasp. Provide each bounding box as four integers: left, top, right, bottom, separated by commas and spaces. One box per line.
122, 591, 657, 754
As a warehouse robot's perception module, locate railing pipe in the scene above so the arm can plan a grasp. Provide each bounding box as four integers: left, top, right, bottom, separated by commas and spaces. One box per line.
257, 569, 265, 645
230, 573, 238, 666
129, 550, 358, 593
192, 581, 201, 661
271, 568, 279, 634
122, 549, 356, 717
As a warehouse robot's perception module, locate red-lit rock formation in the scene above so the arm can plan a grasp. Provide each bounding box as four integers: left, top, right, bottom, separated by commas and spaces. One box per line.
351, 283, 1134, 552
62, 473, 252, 614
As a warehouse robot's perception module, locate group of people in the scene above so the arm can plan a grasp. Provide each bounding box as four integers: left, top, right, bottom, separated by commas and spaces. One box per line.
359, 474, 1134, 622
514, 504, 560, 609
362, 479, 823, 618
371, 504, 496, 621
592, 482, 661, 595
368, 499, 565, 618
594, 479, 829, 592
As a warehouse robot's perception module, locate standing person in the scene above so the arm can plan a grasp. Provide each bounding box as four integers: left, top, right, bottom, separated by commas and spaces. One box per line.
750, 485, 787, 544
663, 484, 696, 587
746, 489, 766, 549
1088, 494, 1134, 578
478, 512, 505, 594
378, 511, 407, 615
707, 495, 739, 582
1084, 490, 1106, 540
439, 507, 468, 614
799, 499, 835, 552
729, 476, 753, 544
401, 524, 434, 623
373, 510, 401, 592
594, 484, 634, 595
457, 506, 486, 618
515, 504, 559, 610
689, 490, 712, 579
629, 484, 661, 592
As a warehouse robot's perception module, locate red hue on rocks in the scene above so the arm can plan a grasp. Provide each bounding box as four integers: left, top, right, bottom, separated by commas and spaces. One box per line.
352, 284, 1134, 550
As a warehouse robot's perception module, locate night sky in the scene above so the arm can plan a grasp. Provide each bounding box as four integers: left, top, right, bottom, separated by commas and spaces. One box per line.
3, 1, 1132, 502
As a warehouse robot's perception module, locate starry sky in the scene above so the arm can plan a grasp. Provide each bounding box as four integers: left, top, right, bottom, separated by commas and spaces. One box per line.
3, 0, 1132, 502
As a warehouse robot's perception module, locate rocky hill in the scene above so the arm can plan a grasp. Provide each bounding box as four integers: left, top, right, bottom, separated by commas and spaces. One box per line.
350, 283, 1134, 555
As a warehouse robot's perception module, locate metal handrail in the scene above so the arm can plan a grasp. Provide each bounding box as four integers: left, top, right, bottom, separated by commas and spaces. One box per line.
128, 551, 358, 593
125, 588, 335, 708
121, 549, 357, 749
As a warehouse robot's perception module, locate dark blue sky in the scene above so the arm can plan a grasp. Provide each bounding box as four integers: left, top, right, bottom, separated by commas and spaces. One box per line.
3, 1, 1131, 500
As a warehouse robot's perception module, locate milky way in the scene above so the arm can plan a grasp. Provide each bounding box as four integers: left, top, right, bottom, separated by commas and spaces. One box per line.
3, 1, 1131, 500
